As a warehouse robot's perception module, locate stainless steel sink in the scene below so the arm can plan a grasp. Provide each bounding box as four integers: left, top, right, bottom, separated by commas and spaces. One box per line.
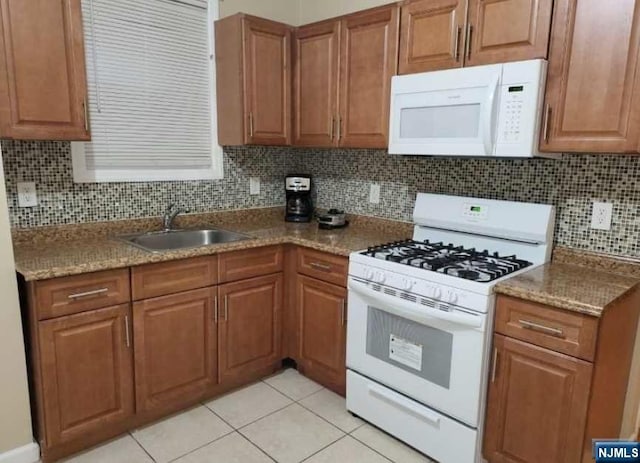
118, 229, 250, 252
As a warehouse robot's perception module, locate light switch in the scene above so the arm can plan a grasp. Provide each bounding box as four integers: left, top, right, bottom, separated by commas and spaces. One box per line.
17, 182, 38, 207
250, 177, 260, 195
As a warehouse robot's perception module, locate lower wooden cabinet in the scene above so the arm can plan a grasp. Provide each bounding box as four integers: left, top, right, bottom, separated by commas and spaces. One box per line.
296, 274, 347, 395
133, 288, 218, 412
38, 304, 134, 447
483, 334, 592, 463
218, 273, 283, 384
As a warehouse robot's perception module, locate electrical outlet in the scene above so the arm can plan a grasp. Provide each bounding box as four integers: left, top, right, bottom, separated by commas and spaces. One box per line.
17, 182, 38, 207
591, 202, 613, 230
369, 183, 381, 204
249, 177, 260, 195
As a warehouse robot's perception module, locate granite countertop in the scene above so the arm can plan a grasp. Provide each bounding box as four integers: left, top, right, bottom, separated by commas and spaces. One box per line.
14, 208, 640, 318
13, 208, 413, 281
495, 251, 640, 317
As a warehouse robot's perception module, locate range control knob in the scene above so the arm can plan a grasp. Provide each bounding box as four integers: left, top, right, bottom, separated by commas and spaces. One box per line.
446, 291, 458, 304
401, 278, 414, 291
432, 287, 443, 300
365, 269, 375, 280
375, 271, 386, 284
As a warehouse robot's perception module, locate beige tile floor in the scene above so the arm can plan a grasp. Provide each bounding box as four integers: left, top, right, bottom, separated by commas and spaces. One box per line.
62, 369, 435, 463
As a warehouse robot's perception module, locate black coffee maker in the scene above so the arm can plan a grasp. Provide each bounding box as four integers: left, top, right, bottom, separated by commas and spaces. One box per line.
285, 175, 313, 222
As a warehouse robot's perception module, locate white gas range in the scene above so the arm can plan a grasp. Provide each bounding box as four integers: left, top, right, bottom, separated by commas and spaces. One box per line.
346, 193, 555, 463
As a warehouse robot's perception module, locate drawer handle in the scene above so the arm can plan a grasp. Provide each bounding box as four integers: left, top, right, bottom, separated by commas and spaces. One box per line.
491, 348, 499, 382
310, 262, 332, 272
518, 319, 565, 338
214, 295, 219, 323
341, 299, 346, 326
68, 288, 109, 300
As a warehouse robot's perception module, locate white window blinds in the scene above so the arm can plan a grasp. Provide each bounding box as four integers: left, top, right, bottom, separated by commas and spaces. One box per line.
72, 0, 222, 182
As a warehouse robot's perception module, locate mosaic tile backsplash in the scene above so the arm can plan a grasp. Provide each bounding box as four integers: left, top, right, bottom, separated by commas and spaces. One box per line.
2, 141, 293, 228
3, 141, 640, 259
287, 149, 640, 259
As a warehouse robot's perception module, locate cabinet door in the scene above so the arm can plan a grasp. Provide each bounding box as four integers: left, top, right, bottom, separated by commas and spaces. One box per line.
293, 21, 340, 147
0, 0, 89, 140
243, 16, 291, 145
297, 275, 347, 395
541, 0, 640, 153
466, 0, 553, 66
39, 304, 133, 446
133, 288, 217, 412
339, 5, 399, 149
218, 274, 282, 384
483, 335, 593, 463
399, 0, 466, 74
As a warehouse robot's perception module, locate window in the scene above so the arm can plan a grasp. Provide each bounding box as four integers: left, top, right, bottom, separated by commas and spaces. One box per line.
72, 0, 223, 182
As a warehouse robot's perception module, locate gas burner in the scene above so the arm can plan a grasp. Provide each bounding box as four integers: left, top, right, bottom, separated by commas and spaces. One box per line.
362, 240, 532, 282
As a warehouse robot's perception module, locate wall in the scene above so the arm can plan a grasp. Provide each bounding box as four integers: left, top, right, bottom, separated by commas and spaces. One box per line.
218, 0, 300, 24
3, 141, 292, 228
0, 148, 34, 456
297, 0, 392, 24
218, 0, 393, 25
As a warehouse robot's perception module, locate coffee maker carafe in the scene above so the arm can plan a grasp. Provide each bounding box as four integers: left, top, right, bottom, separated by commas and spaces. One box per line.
285, 175, 313, 222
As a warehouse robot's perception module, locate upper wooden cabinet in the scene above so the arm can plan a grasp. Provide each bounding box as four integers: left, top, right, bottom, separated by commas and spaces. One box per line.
215, 14, 292, 146
293, 21, 341, 147
0, 0, 90, 140
340, 5, 400, 148
398, 0, 553, 74
38, 304, 134, 447
466, 0, 553, 67
399, 0, 466, 73
540, 0, 640, 153
292, 4, 399, 149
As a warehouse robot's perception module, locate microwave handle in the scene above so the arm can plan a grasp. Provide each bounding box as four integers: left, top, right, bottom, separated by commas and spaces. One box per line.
483, 74, 500, 155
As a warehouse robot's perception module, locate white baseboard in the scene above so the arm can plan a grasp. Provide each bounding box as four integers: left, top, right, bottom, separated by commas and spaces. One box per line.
0, 442, 40, 463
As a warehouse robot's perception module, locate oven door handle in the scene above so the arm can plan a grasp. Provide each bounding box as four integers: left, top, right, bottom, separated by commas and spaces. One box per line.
348, 280, 483, 329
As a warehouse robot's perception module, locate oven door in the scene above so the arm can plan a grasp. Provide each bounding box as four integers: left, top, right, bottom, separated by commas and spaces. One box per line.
346, 277, 487, 427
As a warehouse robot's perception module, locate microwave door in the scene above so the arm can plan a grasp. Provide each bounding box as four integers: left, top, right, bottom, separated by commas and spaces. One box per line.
390, 89, 488, 155
388, 66, 504, 156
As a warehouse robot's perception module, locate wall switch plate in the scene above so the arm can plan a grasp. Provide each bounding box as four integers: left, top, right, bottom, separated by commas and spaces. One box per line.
17, 182, 38, 207
591, 202, 613, 230
369, 183, 381, 204
249, 177, 260, 195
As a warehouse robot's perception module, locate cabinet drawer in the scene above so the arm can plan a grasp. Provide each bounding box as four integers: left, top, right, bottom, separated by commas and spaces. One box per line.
297, 247, 348, 287
132, 256, 218, 300
218, 246, 283, 283
35, 269, 130, 320
495, 295, 599, 361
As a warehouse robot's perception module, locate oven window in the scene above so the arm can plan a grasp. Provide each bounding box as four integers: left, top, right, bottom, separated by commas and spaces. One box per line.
366, 306, 453, 389
400, 104, 481, 139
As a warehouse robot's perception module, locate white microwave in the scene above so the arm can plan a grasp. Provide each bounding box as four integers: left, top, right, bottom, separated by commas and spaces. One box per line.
388, 59, 557, 158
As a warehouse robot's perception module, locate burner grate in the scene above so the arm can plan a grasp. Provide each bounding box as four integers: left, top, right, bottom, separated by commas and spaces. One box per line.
361, 239, 532, 282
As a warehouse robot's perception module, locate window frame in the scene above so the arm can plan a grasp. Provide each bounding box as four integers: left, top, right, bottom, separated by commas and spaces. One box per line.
71, 0, 224, 183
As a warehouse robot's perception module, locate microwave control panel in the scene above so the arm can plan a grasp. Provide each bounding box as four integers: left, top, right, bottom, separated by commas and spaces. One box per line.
498, 85, 527, 143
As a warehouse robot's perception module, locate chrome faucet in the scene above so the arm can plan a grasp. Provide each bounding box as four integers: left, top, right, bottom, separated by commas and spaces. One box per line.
162, 204, 187, 231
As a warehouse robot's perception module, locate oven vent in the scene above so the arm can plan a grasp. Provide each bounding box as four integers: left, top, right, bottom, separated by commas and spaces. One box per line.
400, 293, 417, 303
383, 288, 397, 297
420, 298, 436, 308
371, 284, 382, 292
